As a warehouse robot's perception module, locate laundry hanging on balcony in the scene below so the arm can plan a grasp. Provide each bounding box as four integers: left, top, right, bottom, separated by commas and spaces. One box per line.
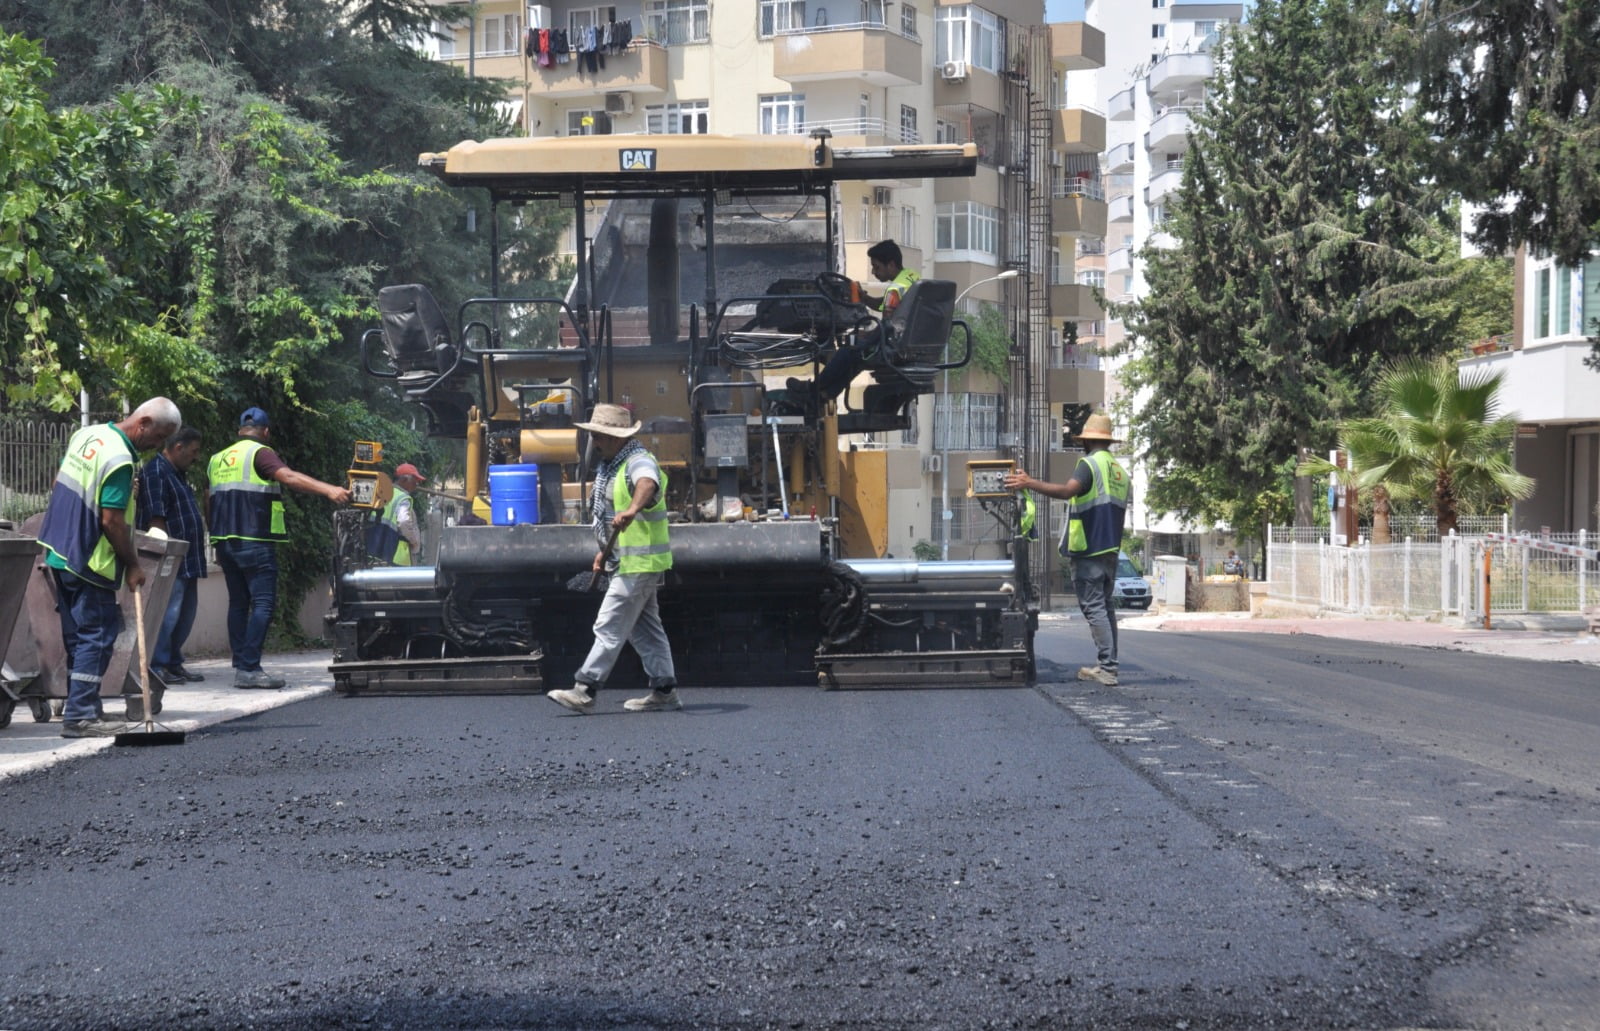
526, 21, 635, 75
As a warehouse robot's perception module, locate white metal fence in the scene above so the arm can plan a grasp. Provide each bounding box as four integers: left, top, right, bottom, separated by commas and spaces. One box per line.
1267, 524, 1597, 619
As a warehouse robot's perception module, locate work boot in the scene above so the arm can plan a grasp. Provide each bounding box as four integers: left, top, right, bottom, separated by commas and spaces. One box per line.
61, 716, 128, 739
166, 663, 205, 683
234, 669, 286, 690
1076, 665, 1119, 686
546, 685, 595, 714
623, 688, 682, 712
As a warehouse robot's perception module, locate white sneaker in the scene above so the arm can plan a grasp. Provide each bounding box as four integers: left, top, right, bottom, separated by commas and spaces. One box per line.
623, 689, 682, 712
1076, 665, 1119, 686
547, 685, 594, 714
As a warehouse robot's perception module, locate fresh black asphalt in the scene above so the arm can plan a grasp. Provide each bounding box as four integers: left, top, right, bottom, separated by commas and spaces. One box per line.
2, 622, 1596, 1029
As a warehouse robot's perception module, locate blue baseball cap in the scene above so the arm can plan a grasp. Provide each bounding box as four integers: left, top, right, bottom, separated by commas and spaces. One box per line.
240, 406, 271, 428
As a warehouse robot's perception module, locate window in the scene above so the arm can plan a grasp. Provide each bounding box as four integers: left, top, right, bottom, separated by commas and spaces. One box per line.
567, 109, 602, 136
569, 6, 618, 37
935, 119, 962, 144
1533, 259, 1588, 340
934, 393, 1001, 453
934, 201, 1000, 257
1078, 269, 1106, 288
1152, 23, 1166, 39
434, 19, 458, 57
936, 5, 1002, 73
646, 100, 709, 134
758, 0, 805, 37
863, 0, 888, 26
1152, 0, 1167, 7
1194, 20, 1217, 36
482, 13, 522, 56
902, 3, 918, 39
759, 93, 806, 135
901, 207, 917, 248
899, 104, 918, 143
645, 0, 709, 45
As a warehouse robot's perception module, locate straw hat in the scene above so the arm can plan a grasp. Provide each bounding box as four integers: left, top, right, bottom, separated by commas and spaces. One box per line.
574, 403, 641, 438
1075, 412, 1121, 442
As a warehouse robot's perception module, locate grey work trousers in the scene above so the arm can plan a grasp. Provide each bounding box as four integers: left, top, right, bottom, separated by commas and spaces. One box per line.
575, 570, 677, 691
1071, 552, 1118, 673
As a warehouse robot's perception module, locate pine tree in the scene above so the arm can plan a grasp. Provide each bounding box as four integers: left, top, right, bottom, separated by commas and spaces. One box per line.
1120, 0, 1468, 534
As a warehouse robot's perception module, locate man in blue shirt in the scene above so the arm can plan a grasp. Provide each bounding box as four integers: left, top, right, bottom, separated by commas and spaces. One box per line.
139, 425, 207, 687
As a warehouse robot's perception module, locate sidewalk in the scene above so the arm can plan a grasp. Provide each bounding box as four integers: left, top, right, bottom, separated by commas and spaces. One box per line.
0, 653, 332, 783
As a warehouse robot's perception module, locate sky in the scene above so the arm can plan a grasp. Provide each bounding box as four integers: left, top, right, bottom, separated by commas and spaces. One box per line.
1046, 0, 1086, 18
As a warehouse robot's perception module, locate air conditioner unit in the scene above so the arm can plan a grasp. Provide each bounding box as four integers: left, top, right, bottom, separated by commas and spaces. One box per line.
872, 187, 893, 206
922, 454, 943, 474
604, 92, 633, 115
940, 60, 968, 81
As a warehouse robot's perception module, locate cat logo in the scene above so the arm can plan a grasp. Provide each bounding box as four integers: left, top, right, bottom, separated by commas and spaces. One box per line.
619, 148, 657, 171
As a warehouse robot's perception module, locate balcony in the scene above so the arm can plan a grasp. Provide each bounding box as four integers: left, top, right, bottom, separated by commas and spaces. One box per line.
1146, 159, 1184, 205
1106, 141, 1135, 173
1049, 22, 1106, 71
935, 62, 1004, 112
1105, 246, 1132, 275
1046, 364, 1106, 405
1108, 85, 1136, 121
1145, 106, 1196, 154
1053, 107, 1106, 155
772, 22, 922, 87
1052, 193, 1108, 238
1050, 282, 1104, 321
1148, 51, 1215, 101
1108, 194, 1135, 223
521, 40, 669, 100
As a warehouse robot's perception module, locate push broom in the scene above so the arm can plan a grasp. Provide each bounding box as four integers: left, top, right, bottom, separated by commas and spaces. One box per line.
115, 585, 186, 747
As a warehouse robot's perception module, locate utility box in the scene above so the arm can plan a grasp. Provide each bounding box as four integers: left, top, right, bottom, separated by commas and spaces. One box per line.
1152, 554, 1188, 613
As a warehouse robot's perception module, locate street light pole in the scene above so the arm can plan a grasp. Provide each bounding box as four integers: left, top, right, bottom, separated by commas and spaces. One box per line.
941, 268, 1021, 561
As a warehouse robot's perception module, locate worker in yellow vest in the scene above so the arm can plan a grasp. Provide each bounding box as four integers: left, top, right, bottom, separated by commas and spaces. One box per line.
1004, 412, 1131, 685
38, 397, 183, 736
207, 407, 351, 689
547, 403, 681, 715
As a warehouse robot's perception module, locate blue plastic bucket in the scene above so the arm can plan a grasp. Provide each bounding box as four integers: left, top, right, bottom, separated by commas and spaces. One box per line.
488, 464, 541, 526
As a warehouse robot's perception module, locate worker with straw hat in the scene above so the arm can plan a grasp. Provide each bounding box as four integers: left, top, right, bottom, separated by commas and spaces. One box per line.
1004, 412, 1131, 686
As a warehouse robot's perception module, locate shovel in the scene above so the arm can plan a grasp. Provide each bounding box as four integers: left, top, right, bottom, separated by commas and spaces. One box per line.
115, 585, 186, 747
566, 523, 620, 594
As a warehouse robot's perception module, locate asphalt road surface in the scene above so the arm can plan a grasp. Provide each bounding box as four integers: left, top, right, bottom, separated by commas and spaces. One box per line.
2, 621, 1596, 1030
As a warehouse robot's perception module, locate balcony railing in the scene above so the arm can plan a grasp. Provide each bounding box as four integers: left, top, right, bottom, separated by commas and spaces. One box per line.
798, 117, 920, 144
1054, 177, 1105, 202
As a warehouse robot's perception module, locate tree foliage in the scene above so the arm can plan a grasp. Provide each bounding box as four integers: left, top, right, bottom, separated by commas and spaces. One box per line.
0, 0, 568, 640
1119, 0, 1478, 530
1299, 356, 1534, 536
1400, 0, 1600, 367
0, 35, 213, 409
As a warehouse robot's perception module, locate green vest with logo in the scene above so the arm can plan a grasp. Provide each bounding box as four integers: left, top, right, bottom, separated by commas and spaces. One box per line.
1064, 449, 1130, 558
207, 439, 287, 543
37, 423, 138, 589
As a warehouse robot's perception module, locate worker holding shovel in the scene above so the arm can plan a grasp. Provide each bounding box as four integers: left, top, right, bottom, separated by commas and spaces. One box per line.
36, 398, 183, 738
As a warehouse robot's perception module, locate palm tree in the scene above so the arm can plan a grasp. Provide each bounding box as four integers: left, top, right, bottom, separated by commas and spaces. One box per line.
1302, 356, 1534, 537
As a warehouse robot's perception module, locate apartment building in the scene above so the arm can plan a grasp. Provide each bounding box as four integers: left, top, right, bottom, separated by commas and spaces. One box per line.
421, 1, 1107, 570
1462, 247, 1600, 534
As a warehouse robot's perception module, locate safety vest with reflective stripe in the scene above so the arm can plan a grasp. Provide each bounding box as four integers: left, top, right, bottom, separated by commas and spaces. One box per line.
1063, 449, 1130, 558
369, 489, 412, 565
37, 424, 138, 589
612, 460, 671, 574
208, 439, 287, 543
883, 267, 920, 313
